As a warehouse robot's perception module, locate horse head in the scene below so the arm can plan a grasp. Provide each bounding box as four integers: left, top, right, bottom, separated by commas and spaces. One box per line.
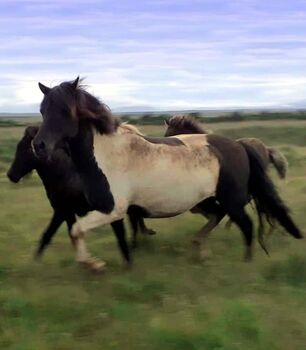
33, 77, 117, 160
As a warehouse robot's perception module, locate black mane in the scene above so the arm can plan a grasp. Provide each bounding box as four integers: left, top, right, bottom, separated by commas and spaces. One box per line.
41, 79, 119, 134
167, 115, 209, 134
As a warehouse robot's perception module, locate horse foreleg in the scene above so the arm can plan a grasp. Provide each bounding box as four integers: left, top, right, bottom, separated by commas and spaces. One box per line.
35, 211, 64, 258
65, 213, 77, 243
71, 207, 127, 272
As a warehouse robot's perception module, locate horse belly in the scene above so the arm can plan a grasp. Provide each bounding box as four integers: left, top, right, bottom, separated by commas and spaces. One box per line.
131, 167, 217, 218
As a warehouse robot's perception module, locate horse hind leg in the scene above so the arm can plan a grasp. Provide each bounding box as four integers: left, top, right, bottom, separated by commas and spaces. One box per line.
192, 212, 225, 259
191, 199, 226, 259
111, 219, 131, 266
127, 206, 156, 249
139, 218, 156, 236
229, 208, 254, 261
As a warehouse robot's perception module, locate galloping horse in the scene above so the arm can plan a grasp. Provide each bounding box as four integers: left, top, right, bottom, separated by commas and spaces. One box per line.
165, 115, 288, 179
164, 115, 289, 252
32, 78, 302, 270
7, 124, 153, 267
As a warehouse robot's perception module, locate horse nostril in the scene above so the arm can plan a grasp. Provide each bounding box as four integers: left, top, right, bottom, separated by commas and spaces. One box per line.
32, 140, 47, 158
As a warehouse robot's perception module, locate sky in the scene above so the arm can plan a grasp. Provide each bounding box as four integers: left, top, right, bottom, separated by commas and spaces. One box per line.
1, 0, 306, 112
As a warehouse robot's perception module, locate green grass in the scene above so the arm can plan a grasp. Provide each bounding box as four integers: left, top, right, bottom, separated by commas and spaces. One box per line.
0, 122, 305, 349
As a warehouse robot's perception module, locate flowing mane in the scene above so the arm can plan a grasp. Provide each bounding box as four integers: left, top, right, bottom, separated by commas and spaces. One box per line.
118, 122, 144, 136
74, 80, 119, 134
40, 78, 119, 134
167, 115, 210, 134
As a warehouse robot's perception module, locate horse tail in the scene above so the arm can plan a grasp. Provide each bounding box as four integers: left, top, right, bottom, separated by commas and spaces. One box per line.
267, 147, 288, 179
241, 143, 303, 239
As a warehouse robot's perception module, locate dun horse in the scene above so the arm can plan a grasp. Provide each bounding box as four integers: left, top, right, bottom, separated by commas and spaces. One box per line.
32, 78, 302, 271
7, 124, 154, 268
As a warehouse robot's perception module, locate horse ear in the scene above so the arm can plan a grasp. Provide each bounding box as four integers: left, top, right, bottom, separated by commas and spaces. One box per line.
71, 76, 80, 89
38, 82, 51, 95
164, 119, 169, 126
25, 126, 39, 138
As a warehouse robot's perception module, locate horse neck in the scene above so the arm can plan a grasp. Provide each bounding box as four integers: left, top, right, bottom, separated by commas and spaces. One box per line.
35, 150, 77, 190
70, 123, 127, 168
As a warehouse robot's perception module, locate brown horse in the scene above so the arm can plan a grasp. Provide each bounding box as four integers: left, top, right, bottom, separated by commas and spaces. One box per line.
32, 78, 302, 271
165, 115, 288, 180
164, 115, 289, 252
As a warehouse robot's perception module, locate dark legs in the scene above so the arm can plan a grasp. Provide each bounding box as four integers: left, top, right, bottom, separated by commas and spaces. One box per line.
128, 211, 156, 248
35, 211, 65, 258
190, 198, 225, 258
128, 212, 139, 248
65, 214, 77, 241
111, 219, 131, 265
192, 212, 225, 257
191, 197, 225, 258
139, 218, 156, 236
228, 208, 254, 261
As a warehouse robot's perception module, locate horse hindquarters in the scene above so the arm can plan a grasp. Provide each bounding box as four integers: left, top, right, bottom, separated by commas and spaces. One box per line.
207, 135, 254, 259
242, 143, 303, 239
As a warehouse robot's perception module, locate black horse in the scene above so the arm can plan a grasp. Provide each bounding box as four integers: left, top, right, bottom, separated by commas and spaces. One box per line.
32, 78, 303, 270
7, 126, 152, 268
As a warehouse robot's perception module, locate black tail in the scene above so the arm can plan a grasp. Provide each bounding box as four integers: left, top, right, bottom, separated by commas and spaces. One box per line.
241, 143, 303, 239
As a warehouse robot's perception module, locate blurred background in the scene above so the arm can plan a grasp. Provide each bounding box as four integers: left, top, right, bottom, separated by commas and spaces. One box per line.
0, 1, 306, 349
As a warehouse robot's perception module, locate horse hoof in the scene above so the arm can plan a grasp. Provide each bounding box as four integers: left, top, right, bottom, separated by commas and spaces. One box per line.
34, 251, 42, 260
192, 239, 201, 247
191, 240, 211, 260
146, 228, 156, 236
79, 257, 107, 272
199, 249, 212, 259
144, 228, 156, 235
125, 260, 133, 270
131, 241, 138, 249
244, 251, 253, 262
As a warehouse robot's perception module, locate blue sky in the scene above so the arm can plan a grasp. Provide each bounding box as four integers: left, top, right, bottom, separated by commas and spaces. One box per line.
1, 0, 306, 112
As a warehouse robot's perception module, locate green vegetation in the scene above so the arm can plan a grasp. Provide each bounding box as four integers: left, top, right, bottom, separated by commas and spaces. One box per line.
120, 111, 306, 125
2, 110, 306, 128
0, 121, 305, 349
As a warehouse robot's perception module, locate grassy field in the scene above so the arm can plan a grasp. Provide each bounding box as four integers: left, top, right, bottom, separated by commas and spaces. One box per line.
0, 121, 306, 350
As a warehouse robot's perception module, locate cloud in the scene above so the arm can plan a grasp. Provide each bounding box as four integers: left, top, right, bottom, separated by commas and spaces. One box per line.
1, 0, 306, 111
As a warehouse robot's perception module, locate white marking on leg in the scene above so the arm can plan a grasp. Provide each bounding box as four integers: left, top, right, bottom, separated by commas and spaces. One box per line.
71, 206, 127, 271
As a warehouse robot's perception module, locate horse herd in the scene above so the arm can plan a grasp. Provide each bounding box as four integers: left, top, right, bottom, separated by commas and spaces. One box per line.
7, 77, 303, 272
